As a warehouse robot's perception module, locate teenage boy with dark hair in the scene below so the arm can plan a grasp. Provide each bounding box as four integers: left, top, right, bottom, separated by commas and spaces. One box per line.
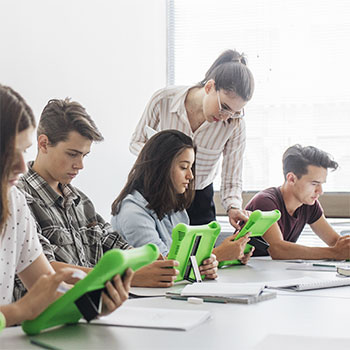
246, 144, 350, 260
14, 98, 218, 299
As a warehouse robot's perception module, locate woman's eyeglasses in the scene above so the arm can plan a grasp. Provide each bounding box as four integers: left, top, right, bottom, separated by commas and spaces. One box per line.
217, 91, 245, 119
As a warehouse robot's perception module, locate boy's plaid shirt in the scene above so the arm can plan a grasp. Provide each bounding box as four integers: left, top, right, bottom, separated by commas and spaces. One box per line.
13, 162, 131, 300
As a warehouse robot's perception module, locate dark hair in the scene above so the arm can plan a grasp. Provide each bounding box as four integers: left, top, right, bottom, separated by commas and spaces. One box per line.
111, 130, 195, 219
37, 98, 103, 145
197, 49, 254, 101
0, 84, 36, 232
282, 144, 338, 179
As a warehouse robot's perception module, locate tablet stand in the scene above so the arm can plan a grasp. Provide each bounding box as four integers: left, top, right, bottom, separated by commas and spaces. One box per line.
184, 236, 202, 283
168, 221, 221, 282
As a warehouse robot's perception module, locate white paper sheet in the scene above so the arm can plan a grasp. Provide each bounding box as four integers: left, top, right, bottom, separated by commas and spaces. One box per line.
90, 306, 211, 331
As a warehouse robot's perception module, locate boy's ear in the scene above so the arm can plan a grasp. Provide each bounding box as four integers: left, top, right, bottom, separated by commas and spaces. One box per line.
286, 172, 297, 185
204, 79, 216, 94
37, 134, 50, 154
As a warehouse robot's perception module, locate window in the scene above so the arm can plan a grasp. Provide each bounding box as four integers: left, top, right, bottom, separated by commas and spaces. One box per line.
167, 0, 350, 196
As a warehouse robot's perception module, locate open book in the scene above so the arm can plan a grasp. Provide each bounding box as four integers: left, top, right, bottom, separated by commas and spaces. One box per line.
265, 276, 350, 291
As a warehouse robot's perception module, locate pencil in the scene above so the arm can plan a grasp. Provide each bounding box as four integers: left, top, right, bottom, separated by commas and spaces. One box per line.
30, 338, 61, 350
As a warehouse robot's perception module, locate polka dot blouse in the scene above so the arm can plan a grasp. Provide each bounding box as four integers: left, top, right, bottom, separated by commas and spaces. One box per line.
0, 187, 42, 305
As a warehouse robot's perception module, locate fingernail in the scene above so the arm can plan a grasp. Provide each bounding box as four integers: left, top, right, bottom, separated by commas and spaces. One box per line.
72, 270, 87, 280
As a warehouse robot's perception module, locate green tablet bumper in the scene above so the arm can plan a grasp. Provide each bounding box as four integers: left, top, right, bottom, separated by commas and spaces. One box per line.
22, 244, 159, 335
168, 221, 221, 282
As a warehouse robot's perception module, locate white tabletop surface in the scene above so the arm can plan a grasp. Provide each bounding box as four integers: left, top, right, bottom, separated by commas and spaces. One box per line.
2, 257, 350, 350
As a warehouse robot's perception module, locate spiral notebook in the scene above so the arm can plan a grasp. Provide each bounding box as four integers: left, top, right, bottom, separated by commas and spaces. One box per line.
265, 276, 350, 291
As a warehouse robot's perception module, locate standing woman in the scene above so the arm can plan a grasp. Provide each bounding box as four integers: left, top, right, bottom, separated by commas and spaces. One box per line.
0, 85, 131, 328
130, 50, 254, 229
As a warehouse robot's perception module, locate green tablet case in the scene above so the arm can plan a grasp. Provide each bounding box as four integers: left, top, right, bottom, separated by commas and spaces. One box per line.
22, 244, 159, 335
167, 221, 221, 282
219, 209, 281, 268
0, 311, 5, 332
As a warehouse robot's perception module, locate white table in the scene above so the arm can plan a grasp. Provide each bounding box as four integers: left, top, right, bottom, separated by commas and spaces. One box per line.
2, 258, 350, 350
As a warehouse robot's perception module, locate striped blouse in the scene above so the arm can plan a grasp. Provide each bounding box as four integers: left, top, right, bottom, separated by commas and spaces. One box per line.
129, 86, 246, 211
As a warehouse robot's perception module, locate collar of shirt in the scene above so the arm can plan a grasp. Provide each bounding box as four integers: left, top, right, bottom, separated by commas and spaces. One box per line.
168, 85, 211, 135
168, 85, 192, 115
23, 161, 81, 209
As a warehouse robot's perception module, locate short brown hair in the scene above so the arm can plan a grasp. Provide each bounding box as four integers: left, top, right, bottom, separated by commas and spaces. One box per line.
37, 98, 103, 145
283, 144, 338, 179
0, 84, 36, 232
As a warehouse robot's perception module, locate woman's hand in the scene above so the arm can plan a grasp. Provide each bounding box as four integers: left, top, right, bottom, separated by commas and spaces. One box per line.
131, 260, 179, 288
213, 232, 251, 262
16, 268, 78, 322
239, 246, 255, 265
100, 268, 134, 316
227, 208, 250, 230
199, 254, 218, 280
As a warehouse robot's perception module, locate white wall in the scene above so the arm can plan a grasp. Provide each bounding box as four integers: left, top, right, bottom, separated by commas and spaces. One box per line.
0, 0, 166, 219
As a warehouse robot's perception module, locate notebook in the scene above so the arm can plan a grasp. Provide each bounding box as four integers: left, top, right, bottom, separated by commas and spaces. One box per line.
180, 282, 265, 297
337, 266, 350, 277
265, 276, 350, 291
166, 290, 276, 304
286, 260, 349, 272
88, 306, 211, 331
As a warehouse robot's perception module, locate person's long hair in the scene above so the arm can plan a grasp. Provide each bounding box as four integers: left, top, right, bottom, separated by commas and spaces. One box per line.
0, 85, 36, 233
111, 130, 195, 220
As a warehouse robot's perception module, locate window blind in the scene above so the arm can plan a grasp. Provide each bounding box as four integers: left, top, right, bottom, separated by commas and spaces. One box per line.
167, 0, 350, 192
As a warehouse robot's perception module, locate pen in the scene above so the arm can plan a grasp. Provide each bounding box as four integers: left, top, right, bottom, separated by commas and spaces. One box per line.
170, 295, 226, 304
30, 338, 61, 350
312, 263, 337, 268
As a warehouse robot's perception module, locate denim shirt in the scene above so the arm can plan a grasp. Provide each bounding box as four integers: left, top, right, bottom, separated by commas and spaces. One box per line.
111, 190, 189, 256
